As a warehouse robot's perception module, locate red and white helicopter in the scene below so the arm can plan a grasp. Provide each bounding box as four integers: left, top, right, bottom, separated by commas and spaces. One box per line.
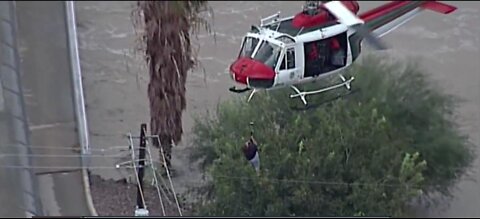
228, 1, 457, 105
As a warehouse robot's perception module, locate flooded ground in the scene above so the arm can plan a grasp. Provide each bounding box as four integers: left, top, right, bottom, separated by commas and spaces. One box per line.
75, 1, 480, 217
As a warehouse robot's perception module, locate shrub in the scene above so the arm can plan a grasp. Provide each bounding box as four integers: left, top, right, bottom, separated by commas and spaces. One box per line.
188, 56, 474, 217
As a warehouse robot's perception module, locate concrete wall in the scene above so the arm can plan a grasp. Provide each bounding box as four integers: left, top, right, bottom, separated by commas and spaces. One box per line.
0, 1, 43, 217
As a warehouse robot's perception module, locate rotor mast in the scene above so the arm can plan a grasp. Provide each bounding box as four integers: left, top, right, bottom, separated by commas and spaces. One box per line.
303, 1, 322, 15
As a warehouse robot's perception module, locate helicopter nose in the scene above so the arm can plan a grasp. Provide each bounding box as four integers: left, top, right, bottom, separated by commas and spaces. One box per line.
229, 57, 275, 88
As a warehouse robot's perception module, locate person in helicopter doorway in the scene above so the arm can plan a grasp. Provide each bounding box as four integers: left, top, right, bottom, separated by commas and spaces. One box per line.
243, 135, 260, 175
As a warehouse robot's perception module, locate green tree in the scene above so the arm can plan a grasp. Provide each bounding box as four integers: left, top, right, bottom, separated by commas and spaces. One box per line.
133, 1, 213, 168
188, 56, 474, 217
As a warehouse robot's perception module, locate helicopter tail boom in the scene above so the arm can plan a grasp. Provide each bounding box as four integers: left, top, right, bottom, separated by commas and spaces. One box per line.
421, 1, 456, 14
353, 1, 456, 48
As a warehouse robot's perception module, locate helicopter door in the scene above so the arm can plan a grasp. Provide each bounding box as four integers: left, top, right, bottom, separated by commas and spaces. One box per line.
275, 47, 300, 87
303, 32, 348, 77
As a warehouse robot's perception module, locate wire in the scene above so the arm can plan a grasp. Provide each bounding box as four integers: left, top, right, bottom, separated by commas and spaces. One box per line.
114, 159, 151, 168
0, 150, 149, 171
0, 165, 135, 170
143, 151, 176, 206
127, 132, 147, 211
145, 135, 166, 216
175, 174, 423, 189
153, 135, 183, 216
0, 152, 127, 159
0, 164, 422, 188
0, 144, 131, 152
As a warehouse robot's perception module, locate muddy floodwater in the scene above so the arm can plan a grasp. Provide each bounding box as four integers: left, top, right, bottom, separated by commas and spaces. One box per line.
75, 1, 480, 217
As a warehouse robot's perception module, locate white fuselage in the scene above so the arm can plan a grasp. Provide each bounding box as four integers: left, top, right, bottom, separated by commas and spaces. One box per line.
239, 16, 356, 91
272, 24, 354, 90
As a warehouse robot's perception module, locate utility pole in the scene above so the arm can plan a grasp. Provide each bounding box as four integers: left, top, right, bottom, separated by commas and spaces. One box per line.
135, 123, 149, 216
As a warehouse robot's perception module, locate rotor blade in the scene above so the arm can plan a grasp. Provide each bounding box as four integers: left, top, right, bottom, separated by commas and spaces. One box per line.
322, 1, 388, 50
352, 24, 388, 50
322, 1, 363, 26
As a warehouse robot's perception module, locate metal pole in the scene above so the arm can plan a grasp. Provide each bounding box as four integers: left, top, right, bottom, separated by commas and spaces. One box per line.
65, 1, 90, 155
135, 123, 148, 216
64, 2, 97, 216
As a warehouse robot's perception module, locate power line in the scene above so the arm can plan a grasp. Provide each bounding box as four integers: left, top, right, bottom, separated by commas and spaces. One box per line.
0, 158, 153, 170
0, 165, 136, 170
0, 144, 130, 152
177, 174, 424, 189
144, 134, 166, 216
0, 162, 424, 189
127, 125, 181, 216
0, 149, 437, 190
127, 132, 147, 214
129, 131, 183, 216
151, 135, 183, 216
143, 153, 176, 206
0, 152, 127, 158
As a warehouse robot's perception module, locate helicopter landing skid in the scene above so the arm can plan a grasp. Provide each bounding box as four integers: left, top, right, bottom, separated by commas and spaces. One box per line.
290, 74, 355, 105
290, 87, 360, 111
229, 86, 258, 103
229, 86, 251, 93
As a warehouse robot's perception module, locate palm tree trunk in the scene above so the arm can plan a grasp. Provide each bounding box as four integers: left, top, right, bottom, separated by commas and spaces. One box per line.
133, 1, 211, 170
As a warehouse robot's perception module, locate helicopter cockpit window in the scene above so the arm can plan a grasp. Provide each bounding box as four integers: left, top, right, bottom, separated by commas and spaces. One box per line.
253, 40, 282, 70
239, 37, 259, 58
286, 48, 295, 69
276, 35, 295, 45
279, 48, 296, 71
279, 55, 286, 70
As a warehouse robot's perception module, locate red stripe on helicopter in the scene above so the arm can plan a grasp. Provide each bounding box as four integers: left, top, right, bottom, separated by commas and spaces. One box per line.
421, 1, 456, 14
359, 1, 412, 22
360, 1, 456, 23
229, 57, 275, 85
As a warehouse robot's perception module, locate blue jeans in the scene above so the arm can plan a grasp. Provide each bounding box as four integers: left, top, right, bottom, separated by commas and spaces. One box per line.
249, 151, 260, 172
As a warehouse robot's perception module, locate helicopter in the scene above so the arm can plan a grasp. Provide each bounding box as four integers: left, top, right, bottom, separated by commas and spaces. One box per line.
228, 1, 457, 105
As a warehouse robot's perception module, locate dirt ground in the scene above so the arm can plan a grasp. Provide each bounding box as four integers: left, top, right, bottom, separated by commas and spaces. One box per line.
89, 174, 184, 216
76, 1, 480, 217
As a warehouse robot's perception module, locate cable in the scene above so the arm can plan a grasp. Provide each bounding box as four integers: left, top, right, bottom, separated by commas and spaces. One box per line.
153, 135, 183, 216
127, 132, 147, 211
174, 174, 423, 189
0, 165, 422, 188
143, 149, 176, 206
0, 155, 150, 170
0, 165, 135, 170
114, 159, 151, 168
0, 144, 131, 152
145, 136, 166, 216
0, 152, 127, 158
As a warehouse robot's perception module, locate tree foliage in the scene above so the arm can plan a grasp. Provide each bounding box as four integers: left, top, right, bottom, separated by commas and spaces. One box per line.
188, 56, 474, 217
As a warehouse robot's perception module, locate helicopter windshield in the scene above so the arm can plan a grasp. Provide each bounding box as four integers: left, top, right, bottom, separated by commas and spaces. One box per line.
253, 40, 281, 70
239, 36, 259, 58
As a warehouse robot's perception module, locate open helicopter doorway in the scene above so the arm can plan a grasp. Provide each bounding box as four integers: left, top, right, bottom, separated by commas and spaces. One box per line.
303, 31, 348, 78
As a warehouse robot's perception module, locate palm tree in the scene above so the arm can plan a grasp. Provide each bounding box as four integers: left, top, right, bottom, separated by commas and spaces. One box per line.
133, 1, 212, 170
